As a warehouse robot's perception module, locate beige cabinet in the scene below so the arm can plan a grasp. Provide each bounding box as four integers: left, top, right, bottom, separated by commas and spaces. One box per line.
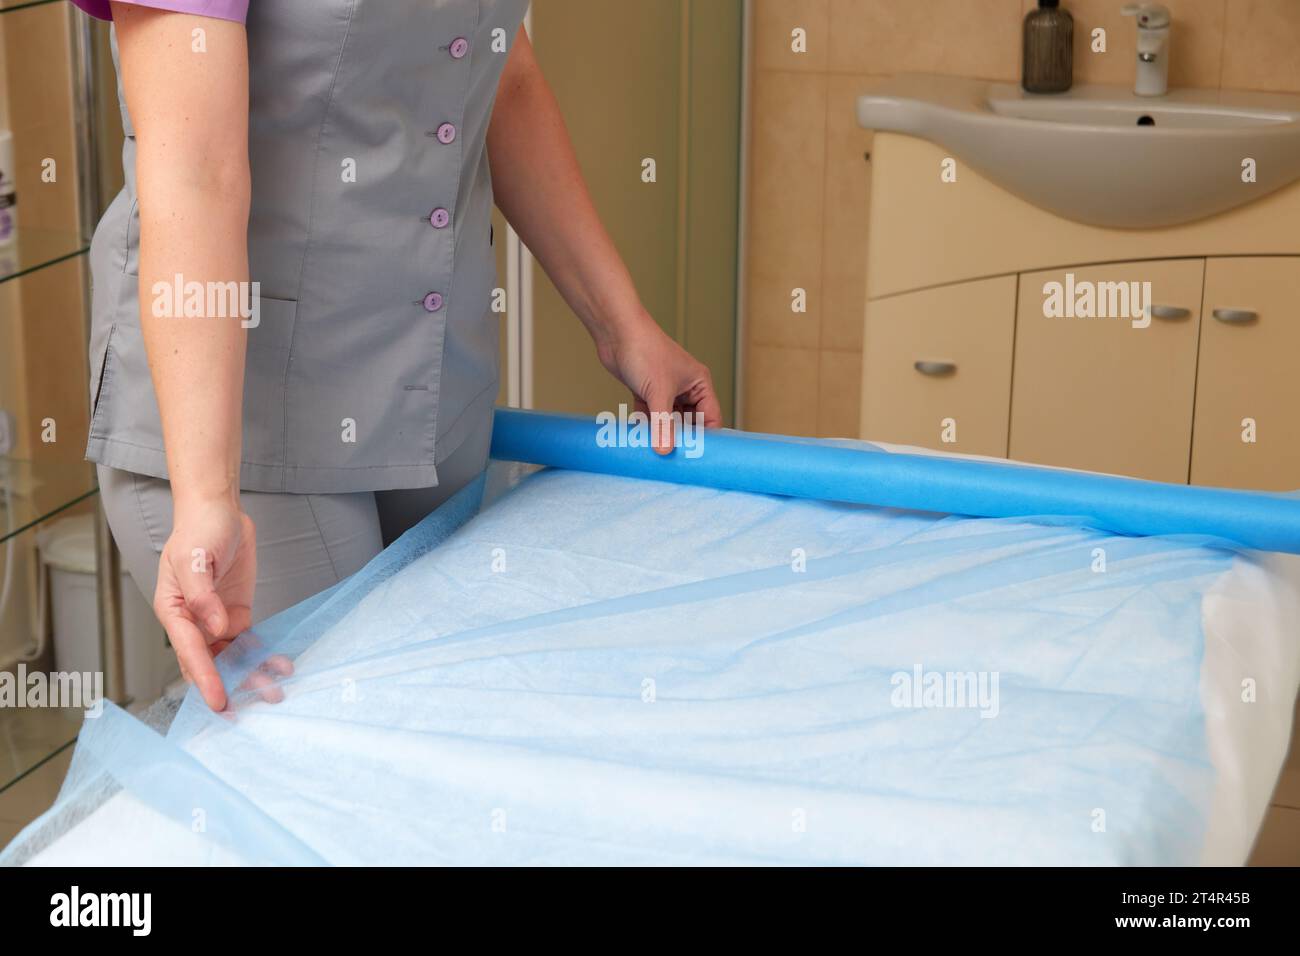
861, 276, 1016, 456
1191, 258, 1300, 491
1009, 259, 1204, 483
860, 255, 1300, 489
863, 133, 1300, 491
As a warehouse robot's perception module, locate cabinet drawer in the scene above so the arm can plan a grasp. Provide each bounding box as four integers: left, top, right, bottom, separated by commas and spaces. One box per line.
860, 275, 1016, 456
1191, 257, 1300, 491
1010, 259, 1203, 482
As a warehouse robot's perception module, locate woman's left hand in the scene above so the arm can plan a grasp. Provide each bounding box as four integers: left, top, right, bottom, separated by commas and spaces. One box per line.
595, 311, 724, 454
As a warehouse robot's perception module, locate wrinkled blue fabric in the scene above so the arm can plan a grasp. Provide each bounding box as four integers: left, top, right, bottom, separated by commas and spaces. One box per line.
3, 450, 1239, 865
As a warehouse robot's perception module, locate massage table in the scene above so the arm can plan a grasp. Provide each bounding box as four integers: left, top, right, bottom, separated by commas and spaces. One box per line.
4, 417, 1299, 865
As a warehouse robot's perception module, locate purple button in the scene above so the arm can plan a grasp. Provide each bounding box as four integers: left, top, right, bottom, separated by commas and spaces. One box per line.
429, 207, 450, 229
435, 122, 457, 145
449, 37, 469, 59
422, 292, 444, 312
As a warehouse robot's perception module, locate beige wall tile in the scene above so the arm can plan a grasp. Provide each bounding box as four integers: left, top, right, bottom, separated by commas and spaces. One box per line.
820, 271, 866, 350
818, 349, 862, 438
0, 284, 24, 432
747, 71, 827, 349
1247, 805, 1300, 866
1273, 701, 1300, 808
828, 0, 1023, 80
2, 3, 72, 133
745, 345, 820, 435
1276, 762, 1300, 810
10, 120, 79, 234
1222, 0, 1300, 93
747, 273, 822, 349
754, 0, 831, 73
821, 75, 873, 352
1030, 0, 1227, 89
0, 745, 73, 847
17, 257, 89, 462
4, 3, 80, 233
0, 18, 8, 130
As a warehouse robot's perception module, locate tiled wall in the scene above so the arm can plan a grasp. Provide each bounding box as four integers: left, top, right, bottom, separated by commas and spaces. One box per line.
742, 0, 1300, 438
1, 2, 79, 235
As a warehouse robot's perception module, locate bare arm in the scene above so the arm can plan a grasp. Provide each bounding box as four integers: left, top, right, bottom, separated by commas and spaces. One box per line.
487, 28, 722, 448
113, 2, 255, 709
116, 2, 249, 507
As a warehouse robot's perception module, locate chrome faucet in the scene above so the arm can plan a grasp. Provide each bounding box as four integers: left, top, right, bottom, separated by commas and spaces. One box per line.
1123, 3, 1171, 96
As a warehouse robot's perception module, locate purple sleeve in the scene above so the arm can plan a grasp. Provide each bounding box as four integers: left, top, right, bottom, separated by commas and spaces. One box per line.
69, 0, 248, 23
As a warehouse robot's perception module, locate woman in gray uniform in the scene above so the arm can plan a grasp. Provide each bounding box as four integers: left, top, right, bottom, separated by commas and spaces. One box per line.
73, 0, 722, 710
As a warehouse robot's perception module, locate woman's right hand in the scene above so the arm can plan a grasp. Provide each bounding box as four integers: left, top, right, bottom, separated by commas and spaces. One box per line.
154, 498, 256, 711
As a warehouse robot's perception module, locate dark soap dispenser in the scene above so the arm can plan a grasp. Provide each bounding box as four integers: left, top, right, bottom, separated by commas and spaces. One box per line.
1022, 0, 1074, 93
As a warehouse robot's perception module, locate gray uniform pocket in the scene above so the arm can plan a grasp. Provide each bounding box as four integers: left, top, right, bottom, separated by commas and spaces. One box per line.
240, 295, 299, 472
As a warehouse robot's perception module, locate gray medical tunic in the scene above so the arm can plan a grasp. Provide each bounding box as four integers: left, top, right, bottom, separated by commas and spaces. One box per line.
85, 0, 529, 493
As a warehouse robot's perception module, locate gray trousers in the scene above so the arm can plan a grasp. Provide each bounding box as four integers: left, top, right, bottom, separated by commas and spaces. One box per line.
97, 424, 492, 623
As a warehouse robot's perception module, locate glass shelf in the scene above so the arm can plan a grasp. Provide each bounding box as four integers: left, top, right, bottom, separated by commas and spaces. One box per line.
0, 461, 102, 802
0, 465, 98, 801
0, 0, 116, 835
0, 464, 100, 799
0, 227, 90, 286
0, 459, 98, 546
0, 707, 82, 798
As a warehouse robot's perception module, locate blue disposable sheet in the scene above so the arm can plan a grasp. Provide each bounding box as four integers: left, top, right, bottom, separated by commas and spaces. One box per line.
491, 409, 1300, 554
1, 430, 1244, 865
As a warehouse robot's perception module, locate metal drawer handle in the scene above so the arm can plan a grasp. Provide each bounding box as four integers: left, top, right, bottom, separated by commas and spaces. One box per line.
914, 360, 956, 377
1212, 308, 1258, 324
1149, 304, 1190, 320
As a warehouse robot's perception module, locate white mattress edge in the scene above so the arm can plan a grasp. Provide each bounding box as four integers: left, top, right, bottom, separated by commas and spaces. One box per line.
1198, 551, 1300, 863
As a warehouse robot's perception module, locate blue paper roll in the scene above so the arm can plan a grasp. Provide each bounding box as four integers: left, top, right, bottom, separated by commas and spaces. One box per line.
489, 408, 1300, 555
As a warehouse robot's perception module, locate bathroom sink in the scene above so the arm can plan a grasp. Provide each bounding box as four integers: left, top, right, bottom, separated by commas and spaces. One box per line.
857, 74, 1300, 228
987, 94, 1293, 129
